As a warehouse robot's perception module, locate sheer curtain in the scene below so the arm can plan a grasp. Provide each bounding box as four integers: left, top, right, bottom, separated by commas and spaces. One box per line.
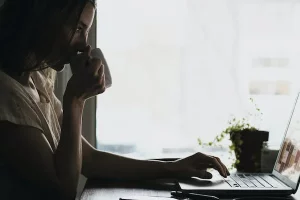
96, 0, 300, 159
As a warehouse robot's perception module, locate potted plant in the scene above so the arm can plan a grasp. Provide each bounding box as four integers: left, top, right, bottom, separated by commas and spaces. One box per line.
198, 98, 269, 172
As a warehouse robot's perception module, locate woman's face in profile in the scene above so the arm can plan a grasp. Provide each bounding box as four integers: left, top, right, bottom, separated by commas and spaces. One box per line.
51, 2, 95, 72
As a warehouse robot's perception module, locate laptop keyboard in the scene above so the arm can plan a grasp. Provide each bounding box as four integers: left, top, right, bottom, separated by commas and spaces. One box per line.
225, 174, 282, 188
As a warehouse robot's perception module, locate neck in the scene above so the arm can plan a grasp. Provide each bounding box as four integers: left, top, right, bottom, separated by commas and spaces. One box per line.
14, 72, 32, 87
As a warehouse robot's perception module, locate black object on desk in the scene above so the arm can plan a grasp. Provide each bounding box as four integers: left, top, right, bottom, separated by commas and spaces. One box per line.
120, 196, 174, 200
171, 191, 220, 200
119, 191, 220, 200
233, 197, 293, 200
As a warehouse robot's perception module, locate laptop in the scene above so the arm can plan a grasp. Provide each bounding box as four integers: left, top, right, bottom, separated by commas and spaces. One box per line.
178, 92, 300, 196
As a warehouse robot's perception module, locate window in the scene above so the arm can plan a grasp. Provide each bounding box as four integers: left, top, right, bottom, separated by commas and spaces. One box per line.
95, 0, 300, 160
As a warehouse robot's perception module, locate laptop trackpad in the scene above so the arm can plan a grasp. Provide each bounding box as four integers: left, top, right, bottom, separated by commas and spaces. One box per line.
179, 174, 231, 190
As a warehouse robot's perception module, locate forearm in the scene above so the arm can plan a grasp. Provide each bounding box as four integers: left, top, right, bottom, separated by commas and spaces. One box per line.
54, 95, 84, 197
84, 150, 174, 180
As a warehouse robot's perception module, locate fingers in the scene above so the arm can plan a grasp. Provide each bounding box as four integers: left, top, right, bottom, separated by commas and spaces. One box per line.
91, 58, 105, 82
93, 84, 106, 94
210, 157, 226, 178
213, 156, 230, 176
70, 46, 92, 73
198, 170, 213, 179
71, 46, 107, 98
207, 156, 228, 178
81, 45, 92, 58
98, 61, 105, 77
193, 153, 228, 178
97, 64, 106, 94
90, 58, 105, 94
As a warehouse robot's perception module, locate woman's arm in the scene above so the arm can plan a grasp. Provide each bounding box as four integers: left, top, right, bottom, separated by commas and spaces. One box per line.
81, 141, 170, 180
0, 95, 85, 200
81, 138, 229, 181
54, 95, 84, 197
0, 47, 105, 199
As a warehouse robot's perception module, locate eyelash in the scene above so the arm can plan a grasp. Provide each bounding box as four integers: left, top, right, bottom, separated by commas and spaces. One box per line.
76, 27, 83, 33
75, 27, 90, 36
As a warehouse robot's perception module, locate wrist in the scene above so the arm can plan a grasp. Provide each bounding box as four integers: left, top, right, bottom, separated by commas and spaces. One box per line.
163, 161, 177, 179
63, 93, 85, 110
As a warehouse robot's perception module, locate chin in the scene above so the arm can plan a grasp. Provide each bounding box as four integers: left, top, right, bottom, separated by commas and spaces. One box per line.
51, 64, 66, 72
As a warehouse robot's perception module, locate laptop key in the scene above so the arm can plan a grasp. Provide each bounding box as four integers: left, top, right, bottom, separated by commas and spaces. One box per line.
260, 175, 282, 188
237, 174, 246, 178
245, 176, 265, 188
253, 176, 272, 188
240, 178, 256, 187
225, 177, 240, 187
230, 175, 248, 188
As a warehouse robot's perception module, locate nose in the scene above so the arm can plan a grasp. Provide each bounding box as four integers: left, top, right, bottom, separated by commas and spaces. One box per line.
76, 32, 88, 52
82, 33, 88, 47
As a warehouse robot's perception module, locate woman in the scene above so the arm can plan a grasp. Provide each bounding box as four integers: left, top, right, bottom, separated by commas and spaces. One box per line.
0, 0, 229, 199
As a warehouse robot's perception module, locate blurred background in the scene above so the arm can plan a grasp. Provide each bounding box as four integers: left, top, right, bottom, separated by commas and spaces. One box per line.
95, 0, 300, 164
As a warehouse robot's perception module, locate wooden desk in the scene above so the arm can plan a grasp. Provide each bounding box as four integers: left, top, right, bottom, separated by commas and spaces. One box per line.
80, 179, 300, 200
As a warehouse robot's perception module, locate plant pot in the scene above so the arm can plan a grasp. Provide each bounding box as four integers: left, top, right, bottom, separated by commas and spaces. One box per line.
230, 129, 269, 172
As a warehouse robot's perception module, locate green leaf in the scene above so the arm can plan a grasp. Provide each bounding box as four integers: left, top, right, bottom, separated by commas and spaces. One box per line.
197, 138, 202, 145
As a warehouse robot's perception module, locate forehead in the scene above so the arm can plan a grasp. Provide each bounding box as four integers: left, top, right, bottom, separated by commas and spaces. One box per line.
79, 2, 95, 28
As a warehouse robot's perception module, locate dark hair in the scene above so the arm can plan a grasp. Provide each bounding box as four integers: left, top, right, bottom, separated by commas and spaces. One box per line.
0, 0, 96, 76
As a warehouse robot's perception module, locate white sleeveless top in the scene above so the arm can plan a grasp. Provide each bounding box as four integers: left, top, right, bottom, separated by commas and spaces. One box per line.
0, 69, 63, 199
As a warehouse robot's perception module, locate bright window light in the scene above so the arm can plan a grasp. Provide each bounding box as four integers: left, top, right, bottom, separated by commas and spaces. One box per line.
96, 0, 300, 160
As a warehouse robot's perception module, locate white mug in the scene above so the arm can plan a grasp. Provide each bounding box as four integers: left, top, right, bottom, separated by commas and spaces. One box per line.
91, 48, 112, 88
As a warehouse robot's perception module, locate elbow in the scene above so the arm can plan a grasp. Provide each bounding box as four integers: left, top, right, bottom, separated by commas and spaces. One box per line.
35, 184, 77, 200
81, 163, 94, 179
49, 177, 78, 200
55, 187, 77, 200
60, 179, 80, 200
63, 187, 78, 200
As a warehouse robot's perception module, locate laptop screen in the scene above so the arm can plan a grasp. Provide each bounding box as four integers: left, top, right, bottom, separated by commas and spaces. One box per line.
274, 93, 300, 185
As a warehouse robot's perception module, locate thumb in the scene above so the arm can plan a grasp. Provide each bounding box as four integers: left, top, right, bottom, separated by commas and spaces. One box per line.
197, 170, 213, 179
